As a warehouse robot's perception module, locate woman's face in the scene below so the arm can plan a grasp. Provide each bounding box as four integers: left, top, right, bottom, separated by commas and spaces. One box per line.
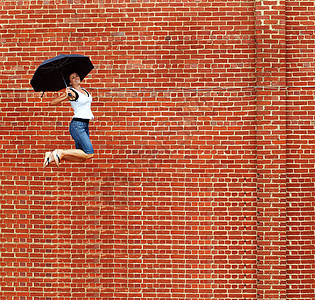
69, 73, 80, 86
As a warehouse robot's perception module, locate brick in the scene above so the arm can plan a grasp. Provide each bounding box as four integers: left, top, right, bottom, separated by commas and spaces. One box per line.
0, 0, 314, 299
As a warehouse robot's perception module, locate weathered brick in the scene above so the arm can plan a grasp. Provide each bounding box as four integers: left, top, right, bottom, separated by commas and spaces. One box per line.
0, 0, 314, 299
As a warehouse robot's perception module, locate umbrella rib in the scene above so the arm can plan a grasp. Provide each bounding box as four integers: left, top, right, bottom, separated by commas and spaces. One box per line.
39, 57, 72, 71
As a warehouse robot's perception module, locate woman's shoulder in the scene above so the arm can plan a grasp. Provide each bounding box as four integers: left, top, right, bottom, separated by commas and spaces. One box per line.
72, 87, 90, 97
81, 88, 90, 97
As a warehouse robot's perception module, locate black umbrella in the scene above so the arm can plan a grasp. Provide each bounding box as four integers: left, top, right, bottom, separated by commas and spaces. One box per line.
30, 54, 94, 95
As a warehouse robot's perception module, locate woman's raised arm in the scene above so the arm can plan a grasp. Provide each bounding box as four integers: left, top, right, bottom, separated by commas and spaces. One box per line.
51, 88, 73, 105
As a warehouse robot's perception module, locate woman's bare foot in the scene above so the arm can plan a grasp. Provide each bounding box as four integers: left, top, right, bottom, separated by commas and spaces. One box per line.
52, 150, 61, 167
43, 151, 55, 168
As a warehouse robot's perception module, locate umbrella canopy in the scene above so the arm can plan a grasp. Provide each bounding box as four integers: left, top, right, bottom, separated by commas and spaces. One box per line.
30, 54, 94, 93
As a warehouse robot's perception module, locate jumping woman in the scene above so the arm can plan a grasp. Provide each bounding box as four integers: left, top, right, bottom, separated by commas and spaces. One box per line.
43, 72, 94, 168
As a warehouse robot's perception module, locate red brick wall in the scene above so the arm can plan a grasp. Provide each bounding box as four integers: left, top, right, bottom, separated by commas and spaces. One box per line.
255, 1, 287, 299
0, 0, 314, 299
286, 1, 315, 299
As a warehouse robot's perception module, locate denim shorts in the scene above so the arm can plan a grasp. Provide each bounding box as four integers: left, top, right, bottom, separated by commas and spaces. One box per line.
69, 118, 94, 154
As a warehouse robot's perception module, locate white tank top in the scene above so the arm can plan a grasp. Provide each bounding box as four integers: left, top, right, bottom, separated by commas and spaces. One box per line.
69, 87, 94, 120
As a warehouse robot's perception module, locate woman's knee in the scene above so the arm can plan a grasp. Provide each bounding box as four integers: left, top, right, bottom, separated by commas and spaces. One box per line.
86, 153, 94, 159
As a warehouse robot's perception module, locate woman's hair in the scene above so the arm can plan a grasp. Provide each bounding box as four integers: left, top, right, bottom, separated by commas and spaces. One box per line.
66, 72, 80, 86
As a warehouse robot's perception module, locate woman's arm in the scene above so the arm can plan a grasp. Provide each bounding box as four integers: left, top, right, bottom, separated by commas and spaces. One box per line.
51, 88, 74, 105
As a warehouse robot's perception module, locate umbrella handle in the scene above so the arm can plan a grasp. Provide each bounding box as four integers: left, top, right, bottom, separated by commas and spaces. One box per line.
61, 72, 72, 98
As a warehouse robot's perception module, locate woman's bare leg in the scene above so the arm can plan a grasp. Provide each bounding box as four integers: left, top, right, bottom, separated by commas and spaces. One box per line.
53, 149, 94, 165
